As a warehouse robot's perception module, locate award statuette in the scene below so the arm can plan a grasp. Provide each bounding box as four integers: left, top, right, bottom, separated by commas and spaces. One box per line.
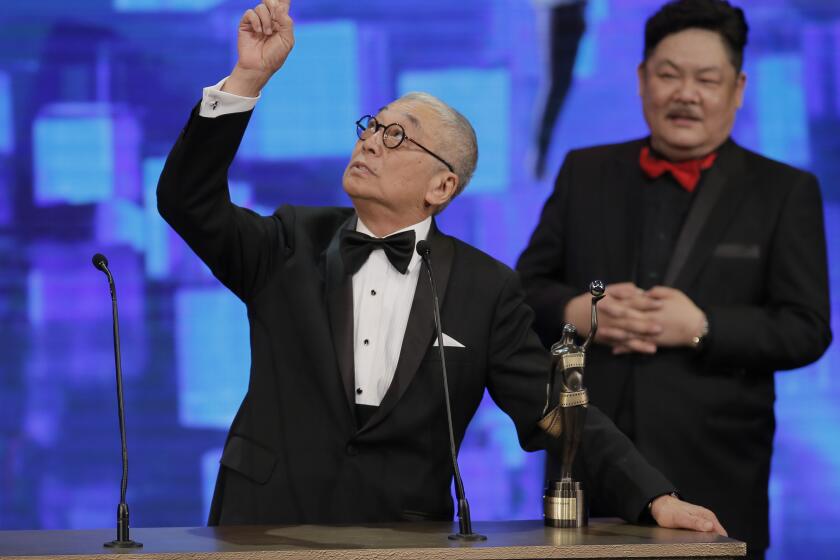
538, 280, 605, 528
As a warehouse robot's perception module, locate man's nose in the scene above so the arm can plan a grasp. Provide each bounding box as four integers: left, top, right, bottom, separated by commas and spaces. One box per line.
362, 127, 384, 154
673, 78, 701, 104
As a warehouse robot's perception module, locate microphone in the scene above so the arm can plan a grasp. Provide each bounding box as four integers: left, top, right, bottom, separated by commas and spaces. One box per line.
92, 252, 108, 270
415, 241, 486, 542
92, 253, 142, 549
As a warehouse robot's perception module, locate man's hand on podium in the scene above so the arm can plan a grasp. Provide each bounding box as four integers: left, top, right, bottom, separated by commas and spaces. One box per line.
651, 494, 728, 536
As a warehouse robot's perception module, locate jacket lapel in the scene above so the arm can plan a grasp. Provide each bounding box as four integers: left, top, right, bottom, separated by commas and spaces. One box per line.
359, 222, 454, 434
663, 140, 751, 288
324, 214, 358, 417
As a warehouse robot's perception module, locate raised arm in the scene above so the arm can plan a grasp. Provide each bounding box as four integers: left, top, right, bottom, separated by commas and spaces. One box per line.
157, 0, 297, 301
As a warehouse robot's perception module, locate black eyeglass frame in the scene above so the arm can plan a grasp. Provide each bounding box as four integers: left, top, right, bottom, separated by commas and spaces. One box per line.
355, 115, 455, 173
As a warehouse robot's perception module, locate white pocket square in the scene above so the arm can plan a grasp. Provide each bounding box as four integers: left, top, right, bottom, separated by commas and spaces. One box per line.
433, 333, 465, 348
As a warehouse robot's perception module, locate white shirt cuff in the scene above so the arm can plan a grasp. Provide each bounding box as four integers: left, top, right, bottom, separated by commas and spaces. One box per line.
199, 77, 260, 118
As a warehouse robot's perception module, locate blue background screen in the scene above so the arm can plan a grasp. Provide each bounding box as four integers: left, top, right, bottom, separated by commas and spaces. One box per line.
0, 1, 838, 558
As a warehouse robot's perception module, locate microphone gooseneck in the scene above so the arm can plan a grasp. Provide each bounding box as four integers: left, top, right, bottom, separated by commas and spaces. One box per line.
415, 241, 486, 542
92, 253, 142, 549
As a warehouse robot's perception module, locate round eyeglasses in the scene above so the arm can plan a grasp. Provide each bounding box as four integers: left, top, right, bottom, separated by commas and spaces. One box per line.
355, 115, 454, 173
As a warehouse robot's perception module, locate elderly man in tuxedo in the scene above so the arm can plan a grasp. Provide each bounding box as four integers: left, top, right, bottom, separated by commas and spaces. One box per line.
516, 1, 831, 558
158, 0, 726, 534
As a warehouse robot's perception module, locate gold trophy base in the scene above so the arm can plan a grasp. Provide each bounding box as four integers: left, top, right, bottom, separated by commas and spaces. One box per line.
543, 479, 587, 528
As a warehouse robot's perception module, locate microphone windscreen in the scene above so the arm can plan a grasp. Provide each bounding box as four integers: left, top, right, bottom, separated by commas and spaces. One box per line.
92, 253, 109, 270
416, 240, 431, 257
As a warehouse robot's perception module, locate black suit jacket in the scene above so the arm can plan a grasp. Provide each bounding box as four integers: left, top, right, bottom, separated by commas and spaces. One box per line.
516, 138, 832, 550
157, 109, 674, 526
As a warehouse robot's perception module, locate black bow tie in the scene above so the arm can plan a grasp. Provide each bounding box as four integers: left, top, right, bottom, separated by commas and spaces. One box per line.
339, 229, 417, 275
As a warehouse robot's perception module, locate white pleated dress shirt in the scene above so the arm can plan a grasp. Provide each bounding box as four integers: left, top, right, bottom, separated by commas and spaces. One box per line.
351, 217, 432, 406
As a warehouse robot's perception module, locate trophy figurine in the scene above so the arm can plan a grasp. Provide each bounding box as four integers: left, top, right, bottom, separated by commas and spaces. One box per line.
538, 280, 605, 528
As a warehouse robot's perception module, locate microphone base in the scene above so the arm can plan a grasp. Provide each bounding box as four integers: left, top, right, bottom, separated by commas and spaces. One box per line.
105, 506, 142, 548
103, 539, 143, 548
448, 532, 487, 542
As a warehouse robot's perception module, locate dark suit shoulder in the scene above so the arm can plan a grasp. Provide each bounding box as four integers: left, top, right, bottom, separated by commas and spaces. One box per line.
735, 143, 819, 191
273, 205, 354, 254
551, 138, 646, 195
448, 235, 519, 289
564, 138, 646, 168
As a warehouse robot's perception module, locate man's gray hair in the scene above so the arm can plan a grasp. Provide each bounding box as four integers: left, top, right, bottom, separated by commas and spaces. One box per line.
397, 92, 478, 208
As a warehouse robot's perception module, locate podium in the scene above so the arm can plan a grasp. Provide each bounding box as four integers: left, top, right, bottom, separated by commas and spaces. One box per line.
0, 519, 745, 559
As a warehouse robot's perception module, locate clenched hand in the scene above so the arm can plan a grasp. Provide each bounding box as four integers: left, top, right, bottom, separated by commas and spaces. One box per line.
223, 0, 295, 97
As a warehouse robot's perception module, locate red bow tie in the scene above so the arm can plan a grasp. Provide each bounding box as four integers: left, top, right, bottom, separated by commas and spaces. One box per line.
639, 146, 717, 192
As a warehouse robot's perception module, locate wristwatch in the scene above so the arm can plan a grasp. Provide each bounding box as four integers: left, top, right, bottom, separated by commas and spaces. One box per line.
690, 317, 709, 351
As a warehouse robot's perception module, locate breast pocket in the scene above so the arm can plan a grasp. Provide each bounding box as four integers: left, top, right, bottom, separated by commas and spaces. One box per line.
713, 243, 760, 259
704, 243, 763, 301
423, 345, 472, 364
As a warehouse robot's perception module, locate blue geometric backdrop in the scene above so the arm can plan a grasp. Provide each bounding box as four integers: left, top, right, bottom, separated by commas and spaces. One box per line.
0, 1, 838, 559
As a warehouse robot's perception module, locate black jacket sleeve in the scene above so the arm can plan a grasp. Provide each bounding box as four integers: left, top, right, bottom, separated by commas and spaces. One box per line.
702, 171, 831, 370
157, 106, 288, 302
516, 151, 582, 346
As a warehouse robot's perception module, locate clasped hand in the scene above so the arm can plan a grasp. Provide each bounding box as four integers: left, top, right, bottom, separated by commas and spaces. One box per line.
564, 282, 706, 355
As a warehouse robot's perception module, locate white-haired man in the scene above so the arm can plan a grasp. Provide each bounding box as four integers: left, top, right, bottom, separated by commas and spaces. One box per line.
158, 0, 725, 533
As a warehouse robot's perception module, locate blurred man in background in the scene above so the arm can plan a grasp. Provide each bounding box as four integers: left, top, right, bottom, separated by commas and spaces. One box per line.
517, 1, 831, 558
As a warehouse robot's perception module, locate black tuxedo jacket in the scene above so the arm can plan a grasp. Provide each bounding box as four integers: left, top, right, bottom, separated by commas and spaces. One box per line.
157, 108, 674, 527
517, 138, 832, 550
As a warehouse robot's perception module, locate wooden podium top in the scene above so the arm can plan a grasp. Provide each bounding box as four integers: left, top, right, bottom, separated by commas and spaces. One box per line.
0, 519, 745, 560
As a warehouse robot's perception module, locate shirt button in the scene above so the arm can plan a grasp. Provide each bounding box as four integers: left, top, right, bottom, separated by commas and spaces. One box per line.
356, 387, 363, 395
363, 339, 369, 346
346, 444, 357, 456
371, 289, 377, 296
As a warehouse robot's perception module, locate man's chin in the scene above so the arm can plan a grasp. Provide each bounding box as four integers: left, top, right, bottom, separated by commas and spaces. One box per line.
342, 174, 364, 197
342, 182, 374, 207
654, 130, 713, 156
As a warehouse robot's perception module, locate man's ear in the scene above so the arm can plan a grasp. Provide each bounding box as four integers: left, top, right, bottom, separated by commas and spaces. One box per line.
734, 71, 747, 108
425, 172, 459, 209
636, 62, 646, 97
